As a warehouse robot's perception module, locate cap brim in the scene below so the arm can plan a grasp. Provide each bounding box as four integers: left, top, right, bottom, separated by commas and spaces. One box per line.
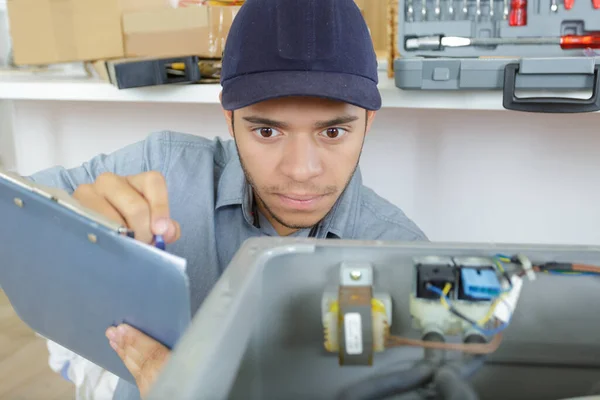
221, 70, 382, 111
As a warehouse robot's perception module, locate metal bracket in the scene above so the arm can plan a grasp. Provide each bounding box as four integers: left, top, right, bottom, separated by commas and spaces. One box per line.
339, 262, 373, 287
338, 262, 374, 366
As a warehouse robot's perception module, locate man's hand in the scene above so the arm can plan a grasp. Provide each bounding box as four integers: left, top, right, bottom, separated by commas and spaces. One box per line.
106, 324, 170, 398
73, 171, 180, 244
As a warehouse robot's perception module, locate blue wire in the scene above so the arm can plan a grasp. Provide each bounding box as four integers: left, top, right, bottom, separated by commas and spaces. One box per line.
494, 253, 512, 261
426, 284, 445, 297
547, 270, 597, 276
474, 316, 510, 336
426, 284, 511, 336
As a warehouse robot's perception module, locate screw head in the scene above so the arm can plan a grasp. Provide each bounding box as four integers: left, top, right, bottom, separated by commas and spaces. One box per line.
13, 198, 23, 208
87, 234, 98, 244
349, 270, 362, 281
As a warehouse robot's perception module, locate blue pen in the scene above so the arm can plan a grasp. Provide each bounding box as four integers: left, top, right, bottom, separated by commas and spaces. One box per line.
153, 235, 166, 250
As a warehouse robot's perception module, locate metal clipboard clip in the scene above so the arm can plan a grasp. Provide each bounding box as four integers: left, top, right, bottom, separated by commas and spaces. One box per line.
0, 168, 134, 237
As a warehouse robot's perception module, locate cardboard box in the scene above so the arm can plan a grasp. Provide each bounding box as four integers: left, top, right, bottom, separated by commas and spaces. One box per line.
123, 6, 237, 59
354, 0, 388, 54
7, 0, 125, 65
119, 0, 169, 13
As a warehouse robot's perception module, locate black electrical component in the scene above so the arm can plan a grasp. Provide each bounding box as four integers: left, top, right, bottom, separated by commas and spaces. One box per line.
416, 260, 457, 299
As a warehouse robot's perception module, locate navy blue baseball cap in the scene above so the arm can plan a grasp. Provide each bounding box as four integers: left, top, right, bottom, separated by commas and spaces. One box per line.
220, 0, 381, 111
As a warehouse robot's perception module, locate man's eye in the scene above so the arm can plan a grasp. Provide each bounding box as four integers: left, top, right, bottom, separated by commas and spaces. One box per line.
253, 127, 281, 138
320, 127, 347, 139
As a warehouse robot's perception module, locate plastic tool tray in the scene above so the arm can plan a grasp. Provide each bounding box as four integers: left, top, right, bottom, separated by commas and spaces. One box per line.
393, 0, 600, 112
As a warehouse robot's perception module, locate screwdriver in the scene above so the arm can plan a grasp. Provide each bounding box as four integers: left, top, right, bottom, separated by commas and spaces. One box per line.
508, 0, 526, 26
405, 33, 600, 51
564, 0, 574, 9
593, 0, 600, 8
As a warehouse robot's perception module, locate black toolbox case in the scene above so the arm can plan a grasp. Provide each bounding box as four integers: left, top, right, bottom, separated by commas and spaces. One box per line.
393, 0, 600, 112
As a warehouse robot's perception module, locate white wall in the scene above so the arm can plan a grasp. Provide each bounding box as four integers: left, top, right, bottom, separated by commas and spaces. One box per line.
0, 100, 15, 169
9, 99, 600, 245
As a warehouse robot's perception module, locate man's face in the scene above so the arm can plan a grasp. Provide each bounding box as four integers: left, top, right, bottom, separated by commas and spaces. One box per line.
225, 96, 375, 236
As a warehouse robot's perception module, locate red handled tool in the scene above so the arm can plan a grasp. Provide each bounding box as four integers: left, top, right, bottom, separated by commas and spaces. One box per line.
593, 0, 600, 8
508, 0, 527, 25
404, 33, 600, 50
564, 0, 574, 9
560, 33, 600, 49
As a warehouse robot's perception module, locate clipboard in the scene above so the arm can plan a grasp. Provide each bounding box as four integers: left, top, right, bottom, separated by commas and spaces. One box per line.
0, 169, 191, 384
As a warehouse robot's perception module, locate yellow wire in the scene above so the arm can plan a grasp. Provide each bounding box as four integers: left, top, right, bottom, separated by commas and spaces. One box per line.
439, 283, 451, 310
478, 296, 504, 325
439, 281, 504, 327
494, 259, 506, 273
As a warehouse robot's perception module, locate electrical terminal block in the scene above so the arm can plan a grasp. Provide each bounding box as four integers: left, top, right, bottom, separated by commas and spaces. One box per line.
411, 256, 502, 336
414, 256, 456, 300
322, 296, 391, 353
454, 257, 501, 301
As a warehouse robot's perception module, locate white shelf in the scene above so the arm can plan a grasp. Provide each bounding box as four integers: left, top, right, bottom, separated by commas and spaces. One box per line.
0, 74, 224, 104
0, 71, 593, 111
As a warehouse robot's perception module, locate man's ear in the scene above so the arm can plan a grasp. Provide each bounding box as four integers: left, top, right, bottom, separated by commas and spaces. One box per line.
365, 111, 376, 135
220, 91, 234, 138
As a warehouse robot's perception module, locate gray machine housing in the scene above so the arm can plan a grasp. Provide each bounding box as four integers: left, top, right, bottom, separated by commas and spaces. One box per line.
147, 238, 600, 400
394, 0, 600, 98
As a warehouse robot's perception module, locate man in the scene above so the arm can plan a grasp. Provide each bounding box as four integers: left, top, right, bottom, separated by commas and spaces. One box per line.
28, 0, 426, 398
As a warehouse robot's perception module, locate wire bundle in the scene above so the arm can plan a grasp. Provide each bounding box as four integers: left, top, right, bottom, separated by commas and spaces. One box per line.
426, 282, 511, 337
495, 253, 600, 277
534, 261, 600, 276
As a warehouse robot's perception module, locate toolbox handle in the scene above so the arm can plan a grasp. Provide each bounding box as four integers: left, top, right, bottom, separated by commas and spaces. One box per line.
502, 63, 600, 114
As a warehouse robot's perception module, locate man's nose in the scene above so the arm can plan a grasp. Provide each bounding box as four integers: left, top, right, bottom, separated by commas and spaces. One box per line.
280, 136, 323, 183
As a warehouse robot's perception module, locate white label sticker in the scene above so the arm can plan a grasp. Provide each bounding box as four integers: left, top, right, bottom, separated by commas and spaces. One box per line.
494, 275, 523, 323
344, 312, 363, 355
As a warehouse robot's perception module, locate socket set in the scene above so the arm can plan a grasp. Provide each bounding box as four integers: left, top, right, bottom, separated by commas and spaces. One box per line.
405, 0, 512, 22
394, 0, 600, 112
405, 0, 600, 22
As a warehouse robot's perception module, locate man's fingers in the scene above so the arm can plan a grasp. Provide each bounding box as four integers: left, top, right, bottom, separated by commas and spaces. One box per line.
171, 220, 181, 243
126, 172, 177, 243
106, 324, 169, 398
74, 171, 179, 245
121, 325, 167, 361
94, 173, 153, 243
73, 184, 127, 226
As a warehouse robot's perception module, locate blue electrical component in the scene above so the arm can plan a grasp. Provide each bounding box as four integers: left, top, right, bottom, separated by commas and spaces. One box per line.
460, 268, 501, 300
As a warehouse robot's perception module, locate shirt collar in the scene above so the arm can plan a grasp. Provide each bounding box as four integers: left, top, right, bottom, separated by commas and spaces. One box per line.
215, 154, 255, 226
215, 153, 362, 238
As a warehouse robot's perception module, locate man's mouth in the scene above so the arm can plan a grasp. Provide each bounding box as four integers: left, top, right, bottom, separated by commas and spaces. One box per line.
280, 194, 324, 201
275, 193, 327, 210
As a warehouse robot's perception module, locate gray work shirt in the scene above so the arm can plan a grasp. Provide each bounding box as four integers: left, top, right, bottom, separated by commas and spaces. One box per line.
29, 131, 427, 399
